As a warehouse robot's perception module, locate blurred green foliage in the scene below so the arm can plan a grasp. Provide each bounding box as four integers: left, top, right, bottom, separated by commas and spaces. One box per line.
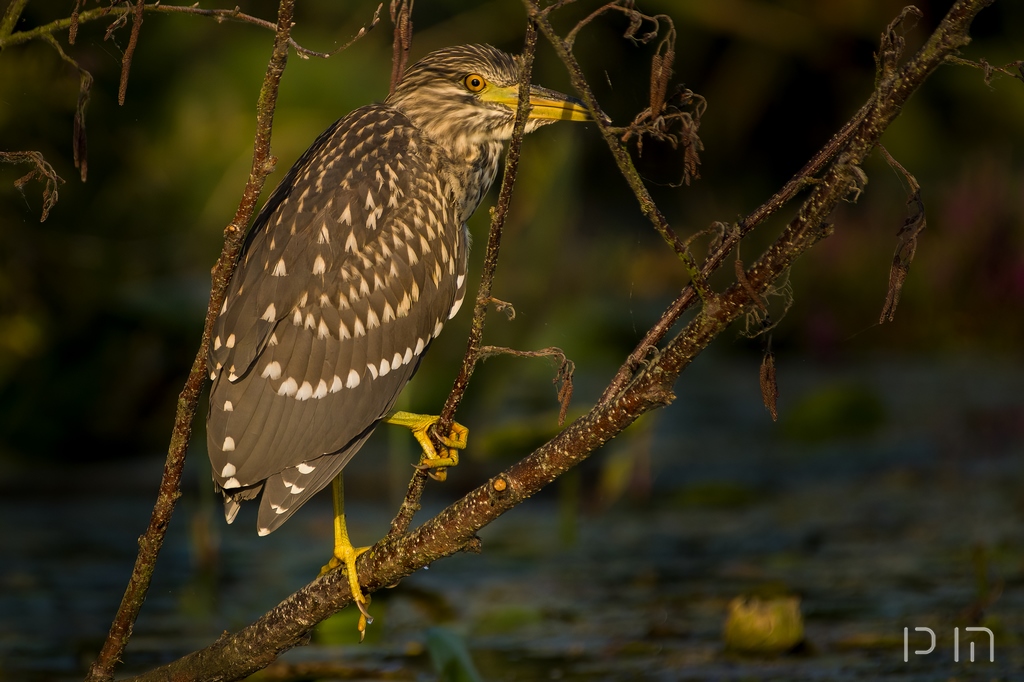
672, 480, 764, 509
0, 0, 1021, 463
781, 382, 886, 442
425, 626, 485, 682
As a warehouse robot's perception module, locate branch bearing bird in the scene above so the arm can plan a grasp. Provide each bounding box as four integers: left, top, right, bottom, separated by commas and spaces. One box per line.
206, 43, 592, 633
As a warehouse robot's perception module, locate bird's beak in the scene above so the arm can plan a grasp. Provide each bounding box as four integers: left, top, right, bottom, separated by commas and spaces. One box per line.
483, 84, 603, 123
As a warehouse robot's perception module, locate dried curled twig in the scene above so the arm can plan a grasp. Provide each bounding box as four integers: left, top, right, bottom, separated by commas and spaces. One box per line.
41, 34, 93, 181
878, 145, 926, 323
565, 2, 705, 186
946, 55, 1024, 86
0, 151, 64, 222
614, 11, 704, 185
477, 346, 575, 425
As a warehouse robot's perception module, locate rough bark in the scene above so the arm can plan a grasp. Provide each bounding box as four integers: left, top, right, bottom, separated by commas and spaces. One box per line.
83, 3, 297, 680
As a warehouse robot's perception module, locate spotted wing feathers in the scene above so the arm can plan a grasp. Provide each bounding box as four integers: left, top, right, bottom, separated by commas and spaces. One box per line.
207, 105, 466, 533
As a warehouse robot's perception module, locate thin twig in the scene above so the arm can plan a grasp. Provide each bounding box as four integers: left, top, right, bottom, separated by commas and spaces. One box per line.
83, 3, 298, 681
598, 93, 871, 403
117, 0, 145, 105
0, 2, 380, 57
945, 55, 1024, 85
326, 4, 383, 62
389, 0, 414, 94
564, 1, 619, 48
435, 22, 540, 457
489, 296, 516, 320
596, 4, 928, 401
759, 341, 779, 421
477, 345, 575, 425
69, 0, 82, 44
386, 20, 541, 540
41, 33, 94, 182
0, 150, 65, 222
525, 0, 712, 302
382, 0, 421, 540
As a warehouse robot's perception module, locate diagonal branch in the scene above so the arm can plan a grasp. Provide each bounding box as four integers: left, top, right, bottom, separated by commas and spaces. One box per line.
0, 0, 28, 39
595, 2, 936, 403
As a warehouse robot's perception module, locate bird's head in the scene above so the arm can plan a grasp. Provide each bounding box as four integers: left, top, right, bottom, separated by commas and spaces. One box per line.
386, 44, 595, 159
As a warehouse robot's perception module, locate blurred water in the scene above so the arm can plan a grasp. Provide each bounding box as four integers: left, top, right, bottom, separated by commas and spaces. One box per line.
2, 354, 1023, 681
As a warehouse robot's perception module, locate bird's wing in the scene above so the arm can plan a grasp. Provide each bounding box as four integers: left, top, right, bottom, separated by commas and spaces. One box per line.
207, 105, 468, 529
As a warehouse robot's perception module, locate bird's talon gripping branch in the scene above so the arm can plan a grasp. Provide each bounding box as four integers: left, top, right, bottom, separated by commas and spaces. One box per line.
319, 548, 373, 631
319, 476, 373, 640
414, 452, 459, 481
387, 411, 467, 482
433, 420, 469, 450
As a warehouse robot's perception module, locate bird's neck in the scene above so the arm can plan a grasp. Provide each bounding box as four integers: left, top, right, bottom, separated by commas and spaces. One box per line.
425, 136, 504, 225
388, 97, 507, 223
453, 139, 504, 224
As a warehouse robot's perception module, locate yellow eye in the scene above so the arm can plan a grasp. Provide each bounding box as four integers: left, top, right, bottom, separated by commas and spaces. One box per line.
464, 74, 486, 92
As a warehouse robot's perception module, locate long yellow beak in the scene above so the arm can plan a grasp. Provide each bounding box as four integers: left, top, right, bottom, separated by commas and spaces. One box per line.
482, 83, 596, 122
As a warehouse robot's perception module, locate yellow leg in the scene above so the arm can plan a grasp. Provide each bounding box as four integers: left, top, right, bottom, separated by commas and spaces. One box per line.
384, 410, 468, 481
319, 474, 372, 640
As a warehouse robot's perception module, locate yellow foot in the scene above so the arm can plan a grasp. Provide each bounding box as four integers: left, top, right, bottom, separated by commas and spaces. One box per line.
385, 411, 468, 481
320, 544, 373, 641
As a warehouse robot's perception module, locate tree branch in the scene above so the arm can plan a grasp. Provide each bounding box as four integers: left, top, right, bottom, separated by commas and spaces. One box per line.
83, 3, 298, 680
117, 0, 145, 105
594, 1, 970, 403
389, 0, 414, 95
0, 0, 28, 39
0, 2, 381, 57
643, 0, 993, 390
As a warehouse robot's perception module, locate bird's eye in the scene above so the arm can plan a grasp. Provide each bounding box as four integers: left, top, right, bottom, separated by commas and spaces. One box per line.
464, 74, 486, 92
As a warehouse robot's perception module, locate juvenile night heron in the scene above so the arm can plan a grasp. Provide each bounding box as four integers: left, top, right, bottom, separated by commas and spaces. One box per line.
206, 44, 591, 632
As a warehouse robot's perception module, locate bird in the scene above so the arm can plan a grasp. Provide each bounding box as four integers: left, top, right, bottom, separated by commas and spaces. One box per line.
205, 43, 592, 635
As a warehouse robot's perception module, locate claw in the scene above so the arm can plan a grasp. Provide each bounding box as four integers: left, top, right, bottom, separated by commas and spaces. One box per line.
320, 542, 373, 640
323, 475, 373, 641
385, 411, 468, 480
431, 420, 468, 450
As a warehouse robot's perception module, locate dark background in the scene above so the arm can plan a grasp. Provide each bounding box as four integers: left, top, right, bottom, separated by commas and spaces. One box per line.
0, 1, 1022, 680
